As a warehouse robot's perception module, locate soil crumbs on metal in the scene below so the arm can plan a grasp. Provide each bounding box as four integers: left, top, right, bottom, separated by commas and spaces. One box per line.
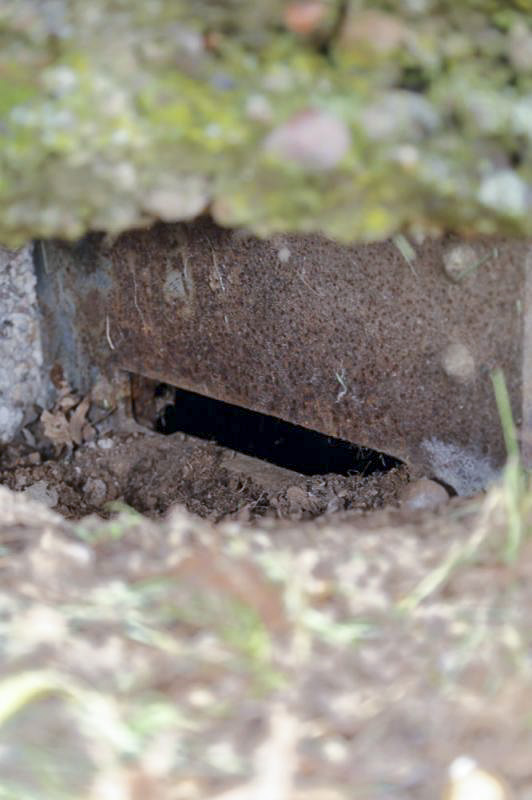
0, 430, 531, 799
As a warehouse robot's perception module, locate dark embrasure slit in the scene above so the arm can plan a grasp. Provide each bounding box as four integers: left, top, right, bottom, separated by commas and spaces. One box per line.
154, 384, 401, 477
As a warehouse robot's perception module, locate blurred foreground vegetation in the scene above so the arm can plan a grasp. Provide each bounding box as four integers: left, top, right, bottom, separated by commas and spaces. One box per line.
0, 467, 531, 799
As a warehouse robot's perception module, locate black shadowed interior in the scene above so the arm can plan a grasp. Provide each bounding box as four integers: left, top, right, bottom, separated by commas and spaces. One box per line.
155, 385, 401, 476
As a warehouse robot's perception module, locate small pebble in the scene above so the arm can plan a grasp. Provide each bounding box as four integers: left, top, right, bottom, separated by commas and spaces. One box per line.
443, 756, 509, 800
442, 243, 477, 282
326, 496, 345, 514
98, 437, 114, 450
22, 480, 58, 509
442, 342, 475, 383
263, 109, 351, 171
400, 478, 449, 511
82, 477, 107, 506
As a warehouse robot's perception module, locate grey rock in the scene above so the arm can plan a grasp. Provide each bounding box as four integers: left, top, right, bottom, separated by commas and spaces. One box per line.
0, 244, 45, 442
22, 480, 59, 509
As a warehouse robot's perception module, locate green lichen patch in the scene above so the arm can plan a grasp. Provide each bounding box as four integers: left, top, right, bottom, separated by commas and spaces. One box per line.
0, 1, 531, 245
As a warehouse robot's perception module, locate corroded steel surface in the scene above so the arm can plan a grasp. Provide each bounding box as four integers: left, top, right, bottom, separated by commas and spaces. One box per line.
38, 220, 531, 493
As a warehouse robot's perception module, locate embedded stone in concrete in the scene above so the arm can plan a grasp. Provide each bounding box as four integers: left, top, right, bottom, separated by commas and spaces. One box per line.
441, 343, 476, 384
442, 244, 479, 283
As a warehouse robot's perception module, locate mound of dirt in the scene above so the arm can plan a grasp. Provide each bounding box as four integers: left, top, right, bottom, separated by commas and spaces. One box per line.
0, 431, 409, 522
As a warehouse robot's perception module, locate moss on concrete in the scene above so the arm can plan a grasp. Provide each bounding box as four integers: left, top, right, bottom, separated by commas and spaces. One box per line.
0, 1, 531, 245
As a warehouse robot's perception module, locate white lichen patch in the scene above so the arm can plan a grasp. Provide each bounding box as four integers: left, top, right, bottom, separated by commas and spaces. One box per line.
479, 170, 528, 217
421, 437, 499, 495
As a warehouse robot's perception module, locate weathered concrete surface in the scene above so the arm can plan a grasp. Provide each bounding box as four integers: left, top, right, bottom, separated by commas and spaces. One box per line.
1, 1, 532, 246
0, 245, 45, 442
38, 221, 531, 494
524, 249, 532, 470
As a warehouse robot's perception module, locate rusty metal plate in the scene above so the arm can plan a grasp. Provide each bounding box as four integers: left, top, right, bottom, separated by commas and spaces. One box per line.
36, 220, 532, 494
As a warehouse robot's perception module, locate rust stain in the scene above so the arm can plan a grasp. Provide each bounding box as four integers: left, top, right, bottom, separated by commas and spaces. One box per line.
39, 219, 529, 493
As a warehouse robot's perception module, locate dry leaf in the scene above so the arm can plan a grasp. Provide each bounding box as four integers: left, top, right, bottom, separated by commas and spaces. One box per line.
69, 395, 90, 445
41, 410, 73, 448
56, 379, 78, 411
41, 380, 93, 449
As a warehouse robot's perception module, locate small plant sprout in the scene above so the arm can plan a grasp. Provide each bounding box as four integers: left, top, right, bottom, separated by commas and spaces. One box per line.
393, 234, 418, 277
491, 368, 527, 562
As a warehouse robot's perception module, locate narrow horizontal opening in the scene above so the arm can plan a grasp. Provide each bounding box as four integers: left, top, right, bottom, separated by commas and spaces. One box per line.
154, 385, 401, 477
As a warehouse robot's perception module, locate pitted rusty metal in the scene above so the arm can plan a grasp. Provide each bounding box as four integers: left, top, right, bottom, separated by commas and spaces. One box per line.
37, 220, 531, 494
